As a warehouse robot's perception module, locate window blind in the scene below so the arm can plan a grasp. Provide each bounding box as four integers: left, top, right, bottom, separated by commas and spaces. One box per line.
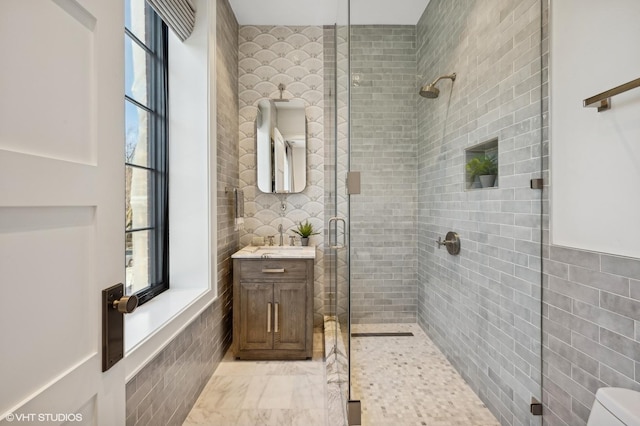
146, 0, 195, 42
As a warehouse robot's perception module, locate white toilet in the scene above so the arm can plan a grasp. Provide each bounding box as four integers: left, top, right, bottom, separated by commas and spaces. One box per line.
587, 387, 640, 426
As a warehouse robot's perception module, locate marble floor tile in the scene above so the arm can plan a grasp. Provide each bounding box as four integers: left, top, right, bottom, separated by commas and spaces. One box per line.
256, 376, 295, 409
192, 375, 251, 410
184, 331, 327, 426
240, 376, 270, 409
235, 408, 326, 426
292, 374, 326, 409
183, 408, 240, 425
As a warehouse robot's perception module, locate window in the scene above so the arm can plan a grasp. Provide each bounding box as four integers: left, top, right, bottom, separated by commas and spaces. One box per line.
125, 0, 169, 304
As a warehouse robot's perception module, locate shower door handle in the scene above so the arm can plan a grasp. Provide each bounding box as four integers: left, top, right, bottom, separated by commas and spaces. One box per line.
329, 217, 346, 249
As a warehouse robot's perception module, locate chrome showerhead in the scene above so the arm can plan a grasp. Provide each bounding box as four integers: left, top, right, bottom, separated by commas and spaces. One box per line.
419, 73, 456, 98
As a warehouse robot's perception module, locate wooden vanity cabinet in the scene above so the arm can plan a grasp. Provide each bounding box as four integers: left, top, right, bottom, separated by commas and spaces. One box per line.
232, 258, 314, 360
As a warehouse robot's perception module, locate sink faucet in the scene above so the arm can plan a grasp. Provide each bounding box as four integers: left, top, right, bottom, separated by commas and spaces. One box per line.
278, 224, 284, 246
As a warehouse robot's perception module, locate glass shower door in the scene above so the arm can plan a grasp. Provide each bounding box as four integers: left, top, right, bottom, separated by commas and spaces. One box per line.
325, 2, 352, 424
345, 0, 544, 425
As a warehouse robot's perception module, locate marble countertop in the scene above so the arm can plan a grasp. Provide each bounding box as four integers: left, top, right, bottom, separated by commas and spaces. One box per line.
231, 245, 317, 259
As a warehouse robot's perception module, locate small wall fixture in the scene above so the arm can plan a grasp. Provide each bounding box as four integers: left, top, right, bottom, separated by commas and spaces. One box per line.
436, 231, 461, 255
583, 77, 640, 112
419, 73, 456, 98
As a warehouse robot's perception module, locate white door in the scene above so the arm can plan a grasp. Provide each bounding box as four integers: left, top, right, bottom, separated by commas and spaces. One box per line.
0, 0, 125, 424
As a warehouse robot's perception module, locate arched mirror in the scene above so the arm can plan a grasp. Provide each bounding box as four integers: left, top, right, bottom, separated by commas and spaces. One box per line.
256, 98, 307, 193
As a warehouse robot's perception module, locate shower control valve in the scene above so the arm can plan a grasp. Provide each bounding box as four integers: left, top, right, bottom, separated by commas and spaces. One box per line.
436, 231, 461, 255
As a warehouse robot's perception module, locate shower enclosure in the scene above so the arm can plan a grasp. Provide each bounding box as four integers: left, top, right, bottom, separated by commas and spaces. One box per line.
324, 0, 351, 422
326, 0, 545, 425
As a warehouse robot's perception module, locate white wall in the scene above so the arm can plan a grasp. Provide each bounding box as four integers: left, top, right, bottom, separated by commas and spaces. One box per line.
550, 0, 640, 258
168, 9, 210, 289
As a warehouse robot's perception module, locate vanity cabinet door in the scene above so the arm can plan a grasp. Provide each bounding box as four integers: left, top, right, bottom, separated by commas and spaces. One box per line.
273, 281, 306, 351
233, 258, 313, 359
239, 281, 273, 351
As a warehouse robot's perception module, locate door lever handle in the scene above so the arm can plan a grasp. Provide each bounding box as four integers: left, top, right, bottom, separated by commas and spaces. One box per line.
113, 295, 138, 314
102, 283, 137, 372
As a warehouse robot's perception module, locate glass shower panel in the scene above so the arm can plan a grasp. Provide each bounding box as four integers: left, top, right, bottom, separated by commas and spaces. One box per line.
346, 0, 544, 425
334, 14, 351, 408
324, 0, 351, 424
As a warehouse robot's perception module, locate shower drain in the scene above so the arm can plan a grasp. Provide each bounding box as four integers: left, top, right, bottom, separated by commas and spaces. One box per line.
351, 332, 414, 337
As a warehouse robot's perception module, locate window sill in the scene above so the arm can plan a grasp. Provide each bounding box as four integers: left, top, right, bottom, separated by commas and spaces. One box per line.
125, 287, 205, 352
124, 286, 214, 380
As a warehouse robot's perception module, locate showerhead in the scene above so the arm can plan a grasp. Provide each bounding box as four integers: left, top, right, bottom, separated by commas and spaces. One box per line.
419, 73, 456, 98
419, 84, 440, 98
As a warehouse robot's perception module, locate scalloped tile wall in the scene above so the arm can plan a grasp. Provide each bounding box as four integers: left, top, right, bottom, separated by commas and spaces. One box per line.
238, 26, 325, 327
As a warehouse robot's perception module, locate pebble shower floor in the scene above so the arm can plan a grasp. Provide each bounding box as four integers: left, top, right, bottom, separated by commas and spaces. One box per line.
350, 323, 500, 426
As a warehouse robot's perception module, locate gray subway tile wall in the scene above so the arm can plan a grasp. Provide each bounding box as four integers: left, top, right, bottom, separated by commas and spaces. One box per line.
543, 249, 640, 425
216, 0, 240, 341
350, 25, 418, 324
125, 303, 227, 426
124, 0, 239, 424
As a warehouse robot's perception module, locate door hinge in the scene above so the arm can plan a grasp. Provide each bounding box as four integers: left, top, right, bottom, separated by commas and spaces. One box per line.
530, 178, 543, 189
348, 400, 362, 425
346, 171, 361, 195
530, 397, 543, 416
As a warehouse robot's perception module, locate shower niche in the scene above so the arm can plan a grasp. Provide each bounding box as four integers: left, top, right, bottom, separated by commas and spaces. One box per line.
465, 138, 498, 189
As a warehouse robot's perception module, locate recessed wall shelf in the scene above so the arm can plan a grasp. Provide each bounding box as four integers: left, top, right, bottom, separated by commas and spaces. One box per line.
465, 138, 498, 190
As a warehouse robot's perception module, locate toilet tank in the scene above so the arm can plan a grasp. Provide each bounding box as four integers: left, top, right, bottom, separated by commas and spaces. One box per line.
588, 388, 640, 426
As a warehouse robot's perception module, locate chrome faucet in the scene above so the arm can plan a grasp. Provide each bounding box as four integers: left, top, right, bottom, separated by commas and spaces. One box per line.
278, 224, 284, 246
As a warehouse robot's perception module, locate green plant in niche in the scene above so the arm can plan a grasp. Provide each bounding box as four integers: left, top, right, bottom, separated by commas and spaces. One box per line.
466, 154, 498, 180
291, 220, 319, 238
